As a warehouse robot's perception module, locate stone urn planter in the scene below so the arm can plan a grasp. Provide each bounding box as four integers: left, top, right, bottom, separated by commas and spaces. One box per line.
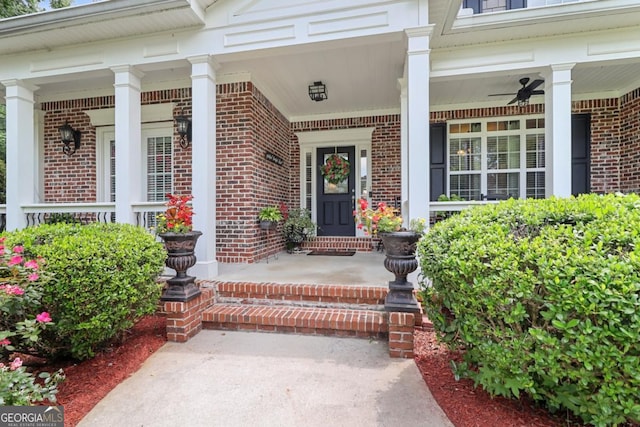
159, 230, 202, 302
380, 231, 421, 313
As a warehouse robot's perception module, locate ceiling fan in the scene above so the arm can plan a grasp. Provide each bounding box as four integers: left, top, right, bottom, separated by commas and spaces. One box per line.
489, 77, 545, 105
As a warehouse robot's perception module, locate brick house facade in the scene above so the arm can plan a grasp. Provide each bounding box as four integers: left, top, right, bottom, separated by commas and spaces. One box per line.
3, 1, 640, 276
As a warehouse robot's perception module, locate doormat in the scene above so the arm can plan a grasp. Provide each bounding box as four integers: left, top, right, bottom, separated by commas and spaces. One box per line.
307, 250, 356, 256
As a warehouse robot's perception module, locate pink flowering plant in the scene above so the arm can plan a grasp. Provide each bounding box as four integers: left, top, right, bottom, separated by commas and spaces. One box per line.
0, 237, 63, 405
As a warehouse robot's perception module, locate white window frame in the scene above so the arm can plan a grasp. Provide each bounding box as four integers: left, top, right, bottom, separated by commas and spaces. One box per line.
446, 115, 545, 200
96, 123, 174, 203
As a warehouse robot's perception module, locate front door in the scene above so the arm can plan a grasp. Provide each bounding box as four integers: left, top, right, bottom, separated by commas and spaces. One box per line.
316, 146, 356, 236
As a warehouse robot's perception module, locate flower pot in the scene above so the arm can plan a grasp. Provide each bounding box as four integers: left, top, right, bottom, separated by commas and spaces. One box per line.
159, 231, 202, 302
380, 231, 421, 313
259, 220, 278, 230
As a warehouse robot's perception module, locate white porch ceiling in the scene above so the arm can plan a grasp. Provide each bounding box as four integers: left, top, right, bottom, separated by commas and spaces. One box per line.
3, 0, 640, 118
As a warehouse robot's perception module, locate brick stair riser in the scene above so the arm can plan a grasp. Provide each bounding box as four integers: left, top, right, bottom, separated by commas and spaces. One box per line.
217, 296, 385, 312
202, 305, 388, 339
211, 282, 387, 306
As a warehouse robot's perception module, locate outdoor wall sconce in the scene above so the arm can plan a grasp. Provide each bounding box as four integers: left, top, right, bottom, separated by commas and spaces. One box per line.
174, 113, 192, 149
308, 81, 327, 102
58, 121, 81, 156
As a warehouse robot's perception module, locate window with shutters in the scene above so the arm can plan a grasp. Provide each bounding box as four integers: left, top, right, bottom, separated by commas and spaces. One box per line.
447, 116, 545, 200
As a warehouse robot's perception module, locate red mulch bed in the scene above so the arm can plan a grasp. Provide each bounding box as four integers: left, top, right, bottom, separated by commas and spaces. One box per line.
46, 314, 167, 427
27, 315, 618, 426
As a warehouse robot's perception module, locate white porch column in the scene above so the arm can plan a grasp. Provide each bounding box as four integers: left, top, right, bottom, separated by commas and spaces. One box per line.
2, 80, 37, 230
111, 66, 143, 224
398, 78, 409, 226
544, 64, 574, 198
189, 55, 218, 279
405, 26, 434, 223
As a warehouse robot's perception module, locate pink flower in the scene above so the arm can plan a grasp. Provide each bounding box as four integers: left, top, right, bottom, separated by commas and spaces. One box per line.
28, 273, 39, 282
8, 255, 23, 266
10, 358, 22, 370
24, 260, 39, 270
12, 246, 24, 254
36, 312, 52, 323
0, 285, 24, 296
0, 338, 10, 346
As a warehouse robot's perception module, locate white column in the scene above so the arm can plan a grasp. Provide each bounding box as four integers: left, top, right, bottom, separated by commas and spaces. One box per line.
189, 55, 218, 279
405, 26, 434, 223
2, 80, 37, 230
398, 78, 409, 226
111, 66, 143, 224
544, 64, 574, 198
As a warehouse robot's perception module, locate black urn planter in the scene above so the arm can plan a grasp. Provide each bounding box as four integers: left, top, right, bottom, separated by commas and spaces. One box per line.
159, 230, 202, 302
380, 231, 421, 313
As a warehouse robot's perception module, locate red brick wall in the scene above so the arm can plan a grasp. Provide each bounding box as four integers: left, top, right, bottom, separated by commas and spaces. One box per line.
40, 89, 193, 202
619, 89, 640, 192
215, 82, 290, 263
290, 115, 402, 207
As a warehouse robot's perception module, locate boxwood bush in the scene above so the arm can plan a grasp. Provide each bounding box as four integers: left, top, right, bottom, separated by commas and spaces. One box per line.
419, 194, 640, 426
4, 223, 165, 360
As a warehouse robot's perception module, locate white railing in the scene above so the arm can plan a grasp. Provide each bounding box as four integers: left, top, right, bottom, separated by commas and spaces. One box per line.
22, 203, 116, 227
19, 202, 166, 231
132, 201, 165, 230
428, 200, 502, 224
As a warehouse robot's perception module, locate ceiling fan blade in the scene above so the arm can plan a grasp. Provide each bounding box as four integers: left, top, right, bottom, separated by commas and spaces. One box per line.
507, 97, 519, 105
526, 79, 544, 91
488, 93, 517, 96
531, 90, 545, 95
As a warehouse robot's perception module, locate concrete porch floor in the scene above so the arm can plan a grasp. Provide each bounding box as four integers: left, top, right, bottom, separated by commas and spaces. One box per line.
215, 250, 423, 288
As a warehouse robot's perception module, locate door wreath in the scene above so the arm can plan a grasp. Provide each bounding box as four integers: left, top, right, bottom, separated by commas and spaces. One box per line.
320, 153, 350, 184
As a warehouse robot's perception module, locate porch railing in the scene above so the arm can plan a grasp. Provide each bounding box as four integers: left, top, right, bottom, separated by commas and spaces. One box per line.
17, 202, 165, 232
23, 203, 116, 227
0, 205, 5, 232
428, 200, 500, 224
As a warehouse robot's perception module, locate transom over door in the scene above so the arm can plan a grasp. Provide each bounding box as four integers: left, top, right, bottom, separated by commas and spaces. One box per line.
316, 146, 356, 236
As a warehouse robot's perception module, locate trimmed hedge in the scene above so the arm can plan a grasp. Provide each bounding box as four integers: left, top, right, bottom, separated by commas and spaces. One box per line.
4, 223, 165, 360
419, 194, 640, 426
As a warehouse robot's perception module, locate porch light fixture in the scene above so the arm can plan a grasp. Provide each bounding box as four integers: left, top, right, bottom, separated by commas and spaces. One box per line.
174, 113, 192, 149
308, 81, 327, 102
58, 121, 81, 156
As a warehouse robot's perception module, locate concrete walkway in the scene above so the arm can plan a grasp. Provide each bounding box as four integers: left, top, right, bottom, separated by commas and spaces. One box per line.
79, 330, 453, 427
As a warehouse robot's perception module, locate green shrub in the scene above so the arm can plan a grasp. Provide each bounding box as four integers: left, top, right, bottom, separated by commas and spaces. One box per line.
4, 223, 165, 360
419, 194, 640, 426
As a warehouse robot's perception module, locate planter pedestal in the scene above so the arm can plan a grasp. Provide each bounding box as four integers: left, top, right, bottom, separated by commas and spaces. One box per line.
380, 231, 421, 314
159, 231, 202, 302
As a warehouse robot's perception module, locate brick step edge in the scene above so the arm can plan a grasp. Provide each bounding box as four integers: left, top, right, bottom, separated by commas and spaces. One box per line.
202, 304, 388, 339
206, 281, 388, 306
217, 297, 385, 312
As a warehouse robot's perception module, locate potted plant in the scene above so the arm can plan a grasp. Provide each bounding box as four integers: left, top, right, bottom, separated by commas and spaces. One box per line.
354, 198, 422, 313
156, 193, 202, 302
258, 206, 283, 230
281, 206, 316, 253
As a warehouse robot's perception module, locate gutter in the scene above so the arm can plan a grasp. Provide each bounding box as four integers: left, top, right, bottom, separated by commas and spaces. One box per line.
0, 0, 199, 37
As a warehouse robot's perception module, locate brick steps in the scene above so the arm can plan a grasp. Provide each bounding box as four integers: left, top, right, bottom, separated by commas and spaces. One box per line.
188, 281, 419, 358
202, 304, 387, 338
214, 281, 387, 306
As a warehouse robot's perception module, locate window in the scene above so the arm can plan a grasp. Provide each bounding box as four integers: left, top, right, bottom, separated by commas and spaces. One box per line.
97, 125, 174, 204
447, 117, 545, 200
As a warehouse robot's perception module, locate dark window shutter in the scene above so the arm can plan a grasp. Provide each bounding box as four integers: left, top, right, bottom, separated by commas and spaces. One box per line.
430, 123, 447, 201
571, 114, 591, 195
463, 0, 482, 14
507, 0, 527, 9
